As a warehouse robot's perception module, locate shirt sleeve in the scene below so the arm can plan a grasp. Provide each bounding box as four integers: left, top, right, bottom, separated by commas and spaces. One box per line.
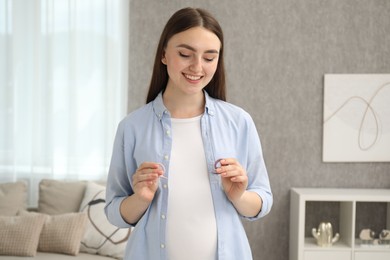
104, 119, 134, 228
241, 114, 273, 220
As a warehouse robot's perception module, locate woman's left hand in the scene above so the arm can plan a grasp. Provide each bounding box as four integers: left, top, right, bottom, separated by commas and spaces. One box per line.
215, 158, 248, 203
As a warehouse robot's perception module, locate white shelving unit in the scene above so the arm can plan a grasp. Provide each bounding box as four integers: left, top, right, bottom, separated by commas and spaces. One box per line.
289, 188, 390, 260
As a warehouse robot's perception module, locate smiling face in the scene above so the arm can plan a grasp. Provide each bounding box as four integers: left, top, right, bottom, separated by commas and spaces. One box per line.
162, 26, 221, 97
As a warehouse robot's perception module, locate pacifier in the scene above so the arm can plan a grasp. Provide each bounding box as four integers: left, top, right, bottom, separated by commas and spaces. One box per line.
157, 163, 168, 179
214, 159, 224, 171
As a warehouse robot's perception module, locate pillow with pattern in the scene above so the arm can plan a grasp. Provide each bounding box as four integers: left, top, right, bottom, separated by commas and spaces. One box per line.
19, 211, 88, 256
0, 214, 46, 256
79, 182, 130, 259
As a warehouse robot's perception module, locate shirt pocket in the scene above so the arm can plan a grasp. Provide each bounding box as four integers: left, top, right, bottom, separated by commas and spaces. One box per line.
132, 145, 163, 167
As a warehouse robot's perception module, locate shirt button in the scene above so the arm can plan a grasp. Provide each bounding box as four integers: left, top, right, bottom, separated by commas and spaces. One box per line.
163, 184, 168, 189
166, 130, 170, 136
161, 214, 166, 219
161, 244, 165, 249
164, 155, 169, 160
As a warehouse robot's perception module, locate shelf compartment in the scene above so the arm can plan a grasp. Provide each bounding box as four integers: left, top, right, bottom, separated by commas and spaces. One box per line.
304, 200, 354, 248
355, 201, 390, 242
289, 188, 390, 260
304, 250, 351, 260
354, 251, 390, 260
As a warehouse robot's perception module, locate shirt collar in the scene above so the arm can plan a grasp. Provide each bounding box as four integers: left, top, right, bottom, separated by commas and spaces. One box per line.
152, 92, 167, 120
204, 91, 215, 116
152, 90, 216, 119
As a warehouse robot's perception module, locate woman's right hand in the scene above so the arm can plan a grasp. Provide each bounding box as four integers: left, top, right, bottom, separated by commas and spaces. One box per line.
132, 162, 164, 203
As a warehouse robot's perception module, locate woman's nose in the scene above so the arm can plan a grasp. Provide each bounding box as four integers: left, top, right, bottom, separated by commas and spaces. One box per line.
189, 57, 202, 72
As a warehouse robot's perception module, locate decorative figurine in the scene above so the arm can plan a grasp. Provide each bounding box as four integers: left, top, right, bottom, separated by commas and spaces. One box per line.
379, 229, 390, 245
359, 228, 376, 245
312, 222, 340, 247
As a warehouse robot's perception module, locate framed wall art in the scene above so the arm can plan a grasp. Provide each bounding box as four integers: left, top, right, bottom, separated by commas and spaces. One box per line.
323, 74, 390, 162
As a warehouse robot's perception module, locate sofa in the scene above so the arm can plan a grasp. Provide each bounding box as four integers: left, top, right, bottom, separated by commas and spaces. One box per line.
0, 180, 130, 260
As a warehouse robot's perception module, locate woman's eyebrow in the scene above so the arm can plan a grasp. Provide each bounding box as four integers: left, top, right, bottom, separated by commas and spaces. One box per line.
176, 44, 219, 54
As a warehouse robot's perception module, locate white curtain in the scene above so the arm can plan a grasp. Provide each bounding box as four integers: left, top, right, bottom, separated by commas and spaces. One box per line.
0, 0, 129, 206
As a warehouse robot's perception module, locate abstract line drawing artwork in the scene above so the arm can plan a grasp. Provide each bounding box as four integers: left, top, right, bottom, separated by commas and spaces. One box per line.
323, 74, 390, 162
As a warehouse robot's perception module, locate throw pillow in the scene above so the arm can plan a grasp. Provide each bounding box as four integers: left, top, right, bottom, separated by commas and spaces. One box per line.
38, 179, 86, 215
20, 211, 88, 256
39, 212, 88, 255
0, 181, 27, 216
0, 213, 46, 256
79, 182, 130, 259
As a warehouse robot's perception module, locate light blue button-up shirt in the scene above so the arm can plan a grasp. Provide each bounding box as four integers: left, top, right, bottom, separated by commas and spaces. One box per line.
105, 91, 273, 260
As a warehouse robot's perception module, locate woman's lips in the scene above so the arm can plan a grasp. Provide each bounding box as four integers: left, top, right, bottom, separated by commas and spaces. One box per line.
183, 73, 203, 81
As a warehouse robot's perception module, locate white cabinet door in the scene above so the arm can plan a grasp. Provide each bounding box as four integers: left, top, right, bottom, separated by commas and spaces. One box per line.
304, 251, 351, 260
354, 252, 390, 260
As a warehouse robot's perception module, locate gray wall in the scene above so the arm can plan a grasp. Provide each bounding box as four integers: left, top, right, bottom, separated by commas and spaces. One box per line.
128, 1, 390, 259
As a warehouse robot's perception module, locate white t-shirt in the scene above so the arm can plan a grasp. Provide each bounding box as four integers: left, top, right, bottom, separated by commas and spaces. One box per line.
166, 115, 217, 260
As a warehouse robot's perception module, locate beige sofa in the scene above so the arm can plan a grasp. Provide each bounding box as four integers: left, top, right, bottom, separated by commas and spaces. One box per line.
0, 180, 130, 260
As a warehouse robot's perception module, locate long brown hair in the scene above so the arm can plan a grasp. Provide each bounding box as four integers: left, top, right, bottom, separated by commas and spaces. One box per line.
146, 7, 226, 103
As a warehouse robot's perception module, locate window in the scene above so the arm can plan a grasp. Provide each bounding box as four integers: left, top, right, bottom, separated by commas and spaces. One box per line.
0, 0, 129, 206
